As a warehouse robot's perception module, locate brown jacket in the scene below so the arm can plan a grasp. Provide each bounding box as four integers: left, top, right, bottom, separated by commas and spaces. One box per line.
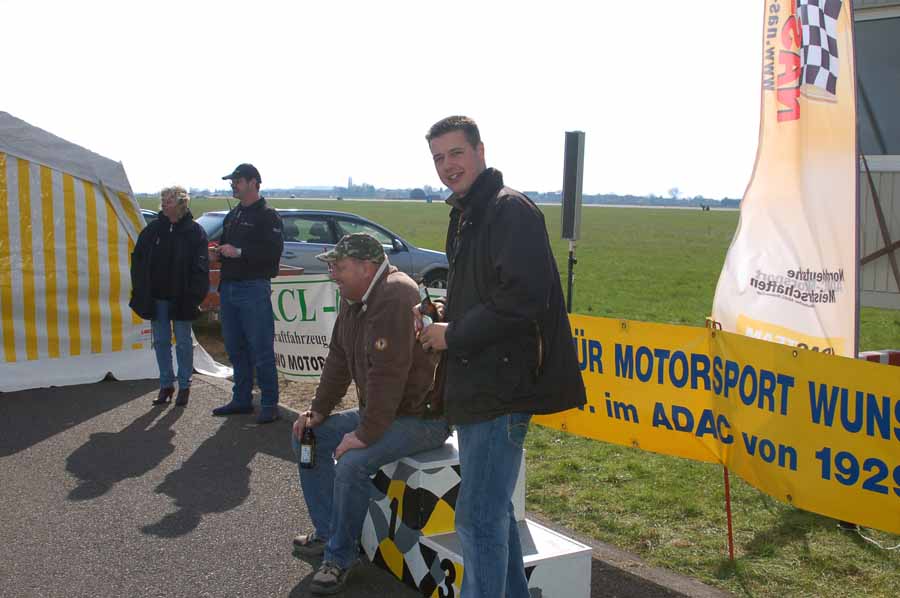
311, 266, 441, 445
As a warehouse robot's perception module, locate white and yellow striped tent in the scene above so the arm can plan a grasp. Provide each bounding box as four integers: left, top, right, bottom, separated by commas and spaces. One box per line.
0, 112, 152, 392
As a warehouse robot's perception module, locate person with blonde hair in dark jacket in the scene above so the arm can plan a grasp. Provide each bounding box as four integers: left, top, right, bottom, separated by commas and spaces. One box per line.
130, 186, 209, 407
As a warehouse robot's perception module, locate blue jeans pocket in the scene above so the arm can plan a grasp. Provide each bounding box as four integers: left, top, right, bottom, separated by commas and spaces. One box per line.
506, 413, 531, 449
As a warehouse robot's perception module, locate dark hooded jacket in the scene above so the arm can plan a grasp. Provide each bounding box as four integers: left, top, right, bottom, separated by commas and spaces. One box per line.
439, 168, 586, 424
130, 210, 209, 321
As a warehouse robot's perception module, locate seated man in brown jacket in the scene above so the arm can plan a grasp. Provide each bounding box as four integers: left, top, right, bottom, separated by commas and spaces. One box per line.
291, 233, 450, 595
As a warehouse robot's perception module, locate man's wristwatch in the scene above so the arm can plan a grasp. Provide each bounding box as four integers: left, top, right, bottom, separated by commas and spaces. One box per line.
235, 247, 242, 257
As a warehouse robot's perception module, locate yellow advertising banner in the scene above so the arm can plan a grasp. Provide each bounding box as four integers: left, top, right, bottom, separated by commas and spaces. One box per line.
712, 0, 858, 357
536, 315, 900, 535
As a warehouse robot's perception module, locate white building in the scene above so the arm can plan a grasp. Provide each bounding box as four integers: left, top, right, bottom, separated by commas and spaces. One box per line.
855, 1, 900, 309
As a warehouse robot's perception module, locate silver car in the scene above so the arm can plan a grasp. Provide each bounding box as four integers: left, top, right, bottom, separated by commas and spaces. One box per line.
141, 208, 159, 224
196, 209, 449, 288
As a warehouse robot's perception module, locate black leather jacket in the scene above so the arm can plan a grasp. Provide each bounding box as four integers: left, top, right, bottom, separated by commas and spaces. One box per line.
219, 198, 283, 282
130, 210, 209, 321
440, 168, 586, 424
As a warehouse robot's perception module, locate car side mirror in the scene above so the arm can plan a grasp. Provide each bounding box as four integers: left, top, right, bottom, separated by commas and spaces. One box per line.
391, 238, 405, 253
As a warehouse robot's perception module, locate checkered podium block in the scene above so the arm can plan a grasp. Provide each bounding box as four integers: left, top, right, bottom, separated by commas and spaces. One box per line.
361, 431, 592, 597
858, 350, 900, 367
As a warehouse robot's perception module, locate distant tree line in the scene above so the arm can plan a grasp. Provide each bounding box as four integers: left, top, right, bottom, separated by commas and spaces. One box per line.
523, 190, 740, 209
137, 185, 739, 208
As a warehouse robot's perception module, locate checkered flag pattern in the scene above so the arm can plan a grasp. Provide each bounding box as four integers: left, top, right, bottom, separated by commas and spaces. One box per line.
797, 0, 842, 96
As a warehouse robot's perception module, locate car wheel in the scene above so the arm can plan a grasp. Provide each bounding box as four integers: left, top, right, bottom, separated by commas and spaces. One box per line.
423, 269, 448, 289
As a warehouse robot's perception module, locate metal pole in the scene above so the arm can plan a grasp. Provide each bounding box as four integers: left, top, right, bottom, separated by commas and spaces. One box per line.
706, 317, 734, 561
723, 466, 735, 561
566, 240, 576, 313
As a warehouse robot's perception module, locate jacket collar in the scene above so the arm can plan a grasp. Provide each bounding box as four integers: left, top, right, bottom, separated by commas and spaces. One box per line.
235, 197, 267, 212
346, 260, 394, 314
446, 168, 504, 218
361, 259, 391, 306
155, 209, 195, 232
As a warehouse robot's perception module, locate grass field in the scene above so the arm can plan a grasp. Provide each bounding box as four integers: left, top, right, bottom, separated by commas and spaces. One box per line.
143, 196, 900, 597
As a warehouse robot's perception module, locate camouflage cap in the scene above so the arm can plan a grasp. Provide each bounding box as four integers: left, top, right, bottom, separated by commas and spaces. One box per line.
316, 233, 386, 264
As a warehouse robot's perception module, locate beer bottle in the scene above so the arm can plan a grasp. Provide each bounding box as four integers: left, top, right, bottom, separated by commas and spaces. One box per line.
418, 284, 439, 328
299, 414, 316, 469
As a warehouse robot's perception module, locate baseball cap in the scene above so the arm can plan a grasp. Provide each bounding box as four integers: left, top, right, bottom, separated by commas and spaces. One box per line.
222, 163, 261, 184
316, 233, 386, 264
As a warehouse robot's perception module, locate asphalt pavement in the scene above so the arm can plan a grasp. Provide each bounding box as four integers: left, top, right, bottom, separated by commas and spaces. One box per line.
0, 376, 730, 598
0, 377, 422, 598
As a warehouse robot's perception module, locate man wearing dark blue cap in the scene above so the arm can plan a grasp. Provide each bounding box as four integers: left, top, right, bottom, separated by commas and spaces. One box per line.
211, 163, 284, 423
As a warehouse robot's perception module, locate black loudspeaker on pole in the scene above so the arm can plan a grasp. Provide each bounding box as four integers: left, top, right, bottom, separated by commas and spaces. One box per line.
561, 131, 585, 313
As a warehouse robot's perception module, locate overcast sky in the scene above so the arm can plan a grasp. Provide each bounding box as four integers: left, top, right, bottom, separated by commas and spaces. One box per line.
2, 0, 762, 198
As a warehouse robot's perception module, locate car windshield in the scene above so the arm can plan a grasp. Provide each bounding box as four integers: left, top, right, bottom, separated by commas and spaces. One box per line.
196, 213, 226, 239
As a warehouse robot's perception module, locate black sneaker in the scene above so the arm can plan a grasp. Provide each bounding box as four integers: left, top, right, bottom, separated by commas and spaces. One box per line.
211, 401, 253, 416
293, 531, 326, 558
256, 405, 281, 424
310, 561, 353, 595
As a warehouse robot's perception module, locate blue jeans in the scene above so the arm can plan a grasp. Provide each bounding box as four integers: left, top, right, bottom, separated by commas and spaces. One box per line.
456, 413, 532, 598
292, 409, 450, 568
151, 299, 193, 389
219, 279, 278, 407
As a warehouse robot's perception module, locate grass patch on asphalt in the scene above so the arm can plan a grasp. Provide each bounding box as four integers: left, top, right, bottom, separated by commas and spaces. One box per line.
144, 196, 900, 596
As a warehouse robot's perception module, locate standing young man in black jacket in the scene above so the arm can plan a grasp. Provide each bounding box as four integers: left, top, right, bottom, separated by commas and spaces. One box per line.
417, 116, 586, 598
211, 163, 284, 424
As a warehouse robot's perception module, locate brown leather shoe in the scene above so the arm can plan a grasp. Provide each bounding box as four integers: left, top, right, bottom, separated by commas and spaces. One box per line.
152, 387, 175, 405
175, 388, 190, 407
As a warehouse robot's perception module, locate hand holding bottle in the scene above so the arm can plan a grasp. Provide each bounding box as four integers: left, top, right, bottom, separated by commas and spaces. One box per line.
296, 411, 323, 469
414, 284, 441, 334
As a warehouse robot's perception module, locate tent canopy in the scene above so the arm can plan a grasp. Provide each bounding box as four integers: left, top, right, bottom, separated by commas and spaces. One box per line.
1, 113, 150, 392
0, 111, 133, 196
